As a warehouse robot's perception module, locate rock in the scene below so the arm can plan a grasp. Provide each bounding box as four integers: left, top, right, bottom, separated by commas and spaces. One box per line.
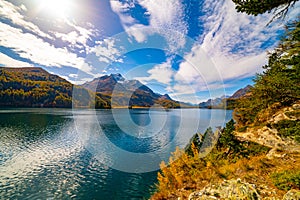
292, 104, 300, 110
266, 148, 286, 159
235, 125, 294, 151
188, 179, 260, 200
272, 113, 290, 123
282, 189, 300, 200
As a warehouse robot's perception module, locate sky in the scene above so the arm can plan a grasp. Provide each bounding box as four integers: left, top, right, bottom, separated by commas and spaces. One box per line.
0, 0, 299, 104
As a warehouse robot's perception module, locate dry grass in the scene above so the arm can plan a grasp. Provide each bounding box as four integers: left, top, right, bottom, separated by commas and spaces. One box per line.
150, 145, 300, 200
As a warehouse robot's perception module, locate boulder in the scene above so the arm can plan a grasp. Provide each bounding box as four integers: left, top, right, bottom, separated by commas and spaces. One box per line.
188, 179, 260, 200
283, 189, 300, 200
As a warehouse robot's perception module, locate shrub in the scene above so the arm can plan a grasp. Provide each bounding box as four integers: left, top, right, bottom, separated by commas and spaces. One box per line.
271, 170, 300, 191
237, 126, 248, 132
273, 120, 300, 142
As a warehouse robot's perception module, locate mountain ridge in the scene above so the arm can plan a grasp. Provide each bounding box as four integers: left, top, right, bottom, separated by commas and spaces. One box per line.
0, 67, 181, 108
82, 73, 181, 108
198, 85, 253, 109
0, 67, 252, 109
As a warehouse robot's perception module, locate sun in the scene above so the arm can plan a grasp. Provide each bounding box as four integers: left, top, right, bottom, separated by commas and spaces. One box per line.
39, 0, 72, 18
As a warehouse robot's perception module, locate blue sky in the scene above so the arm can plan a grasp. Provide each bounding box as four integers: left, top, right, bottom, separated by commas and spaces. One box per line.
0, 0, 299, 103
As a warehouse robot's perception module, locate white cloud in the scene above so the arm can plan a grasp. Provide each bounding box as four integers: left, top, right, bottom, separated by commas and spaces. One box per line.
136, 58, 174, 85
0, 1, 52, 39
65, 19, 98, 45
125, 24, 153, 43
69, 74, 79, 78
0, 0, 98, 50
89, 38, 123, 63
19, 4, 27, 11
73, 76, 105, 85
287, 1, 300, 20
0, 53, 33, 67
168, 0, 296, 97
109, 0, 299, 104
211, 51, 267, 81
51, 19, 98, 49
0, 1, 99, 76
176, 45, 218, 83
138, 0, 187, 34
110, 0, 187, 52
0, 22, 92, 73
110, 1, 147, 42
170, 93, 200, 104
53, 31, 80, 45
147, 59, 173, 84
200, 0, 280, 57
199, 0, 294, 84
173, 43, 268, 92
110, 1, 136, 24
198, 0, 287, 75
166, 44, 226, 97
138, 0, 187, 51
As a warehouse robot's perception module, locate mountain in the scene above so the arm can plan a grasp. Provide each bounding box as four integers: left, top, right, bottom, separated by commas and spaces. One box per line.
82, 73, 154, 95
199, 97, 227, 109
0, 67, 183, 109
229, 85, 253, 99
82, 73, 125, 94
225, 85, 253, 109
0, 67, 253, 109
82, 74, 181, 108
198, 85, 253, 109
159, 94, 172, 100
0, 67, 197, 109
0, 67, 111, 108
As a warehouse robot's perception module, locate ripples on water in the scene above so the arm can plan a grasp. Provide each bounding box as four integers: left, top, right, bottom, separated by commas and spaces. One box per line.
0, 108, 232, 199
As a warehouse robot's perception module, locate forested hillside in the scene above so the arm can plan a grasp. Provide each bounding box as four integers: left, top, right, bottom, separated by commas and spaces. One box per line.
0, 67, 111, 108
0, 67, 72, 107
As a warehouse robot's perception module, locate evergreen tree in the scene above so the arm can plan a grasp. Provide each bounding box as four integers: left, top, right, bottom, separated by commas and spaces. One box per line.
232, 0, 298, 20
234, 20, 300, 126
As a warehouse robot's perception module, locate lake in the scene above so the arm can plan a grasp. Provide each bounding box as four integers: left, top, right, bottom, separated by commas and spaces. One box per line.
0, 108, 232, 199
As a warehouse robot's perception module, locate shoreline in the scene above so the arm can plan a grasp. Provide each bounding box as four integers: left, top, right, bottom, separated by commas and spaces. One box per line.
0, 106, 232, 110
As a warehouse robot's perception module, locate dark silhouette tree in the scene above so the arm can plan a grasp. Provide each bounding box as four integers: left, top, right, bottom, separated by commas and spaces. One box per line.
232, 0, 298, 21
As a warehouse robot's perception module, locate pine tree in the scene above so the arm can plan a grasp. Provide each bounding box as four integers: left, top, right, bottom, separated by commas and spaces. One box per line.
234, 20, 300, 126
232, 0, 298, 20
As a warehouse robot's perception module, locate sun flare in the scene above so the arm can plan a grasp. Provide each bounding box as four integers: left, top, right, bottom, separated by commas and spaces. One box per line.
40, 0, 71, 18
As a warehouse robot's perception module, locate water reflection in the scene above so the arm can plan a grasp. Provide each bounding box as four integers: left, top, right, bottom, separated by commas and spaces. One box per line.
0, 108, 232, 199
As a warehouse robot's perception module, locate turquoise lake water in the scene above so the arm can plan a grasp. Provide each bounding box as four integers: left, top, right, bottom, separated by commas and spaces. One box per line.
0, 108, 232, 199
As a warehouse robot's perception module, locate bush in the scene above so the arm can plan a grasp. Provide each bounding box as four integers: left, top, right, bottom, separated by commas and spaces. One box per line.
237, 126, 247, 132
273, 120, 300, 142
285, 110, 300, 119
271, 170, 300, 191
